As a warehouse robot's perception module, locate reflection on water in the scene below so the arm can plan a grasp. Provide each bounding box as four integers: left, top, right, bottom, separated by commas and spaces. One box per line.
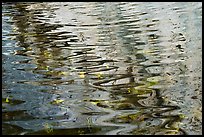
2, 2, 202, 135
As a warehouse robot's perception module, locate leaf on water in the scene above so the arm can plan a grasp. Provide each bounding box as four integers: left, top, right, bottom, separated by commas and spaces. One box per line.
95, 72, 103, 79
5, 96, 9, 103
127, 88, 131, 93
127, 87, 139, 94
164, 130, 179, 135
60, 71, 69, 76
27, 47, 32, 51
79, 72, 86, 75
178, 114, 186, 119
55, 99, 64, 104
43, 51, 52, 58
128, 86, 153, 95
46, 71, 54, 75
88, 100, 110, 108
79, 75, 85, 78
105, 65, 109, 69
90, 101, 98, 105
117, 111, 144, 122
79, 72, 86, 78
51, 99, 64, 105
45, 66, 49, 71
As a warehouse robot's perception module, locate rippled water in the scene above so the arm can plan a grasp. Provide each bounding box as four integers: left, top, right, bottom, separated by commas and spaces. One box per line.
2, 2, 202, 135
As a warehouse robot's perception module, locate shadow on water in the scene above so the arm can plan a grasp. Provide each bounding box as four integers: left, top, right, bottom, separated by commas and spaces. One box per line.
2, 2, 202, 135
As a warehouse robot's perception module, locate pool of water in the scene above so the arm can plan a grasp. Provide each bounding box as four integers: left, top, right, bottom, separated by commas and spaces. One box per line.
2, 2, 202, 135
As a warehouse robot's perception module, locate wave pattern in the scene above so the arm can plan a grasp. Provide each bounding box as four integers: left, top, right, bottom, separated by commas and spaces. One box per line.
2, 2, 202, 135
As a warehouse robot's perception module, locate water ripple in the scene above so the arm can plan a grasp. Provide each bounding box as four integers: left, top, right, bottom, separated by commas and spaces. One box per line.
2, 2, 202, 135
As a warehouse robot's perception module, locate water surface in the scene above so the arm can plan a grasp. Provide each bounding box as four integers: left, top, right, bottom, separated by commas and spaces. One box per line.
2, 2, 202, 135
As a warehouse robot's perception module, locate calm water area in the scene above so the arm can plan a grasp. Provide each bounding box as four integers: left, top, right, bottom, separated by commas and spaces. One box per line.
2, 2, 202, 135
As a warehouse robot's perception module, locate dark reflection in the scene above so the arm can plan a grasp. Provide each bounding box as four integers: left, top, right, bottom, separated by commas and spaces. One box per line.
2, 2, 202, 135
26, 126, 120, 135
2, 110, 35, 122
2, 123, 32, 135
